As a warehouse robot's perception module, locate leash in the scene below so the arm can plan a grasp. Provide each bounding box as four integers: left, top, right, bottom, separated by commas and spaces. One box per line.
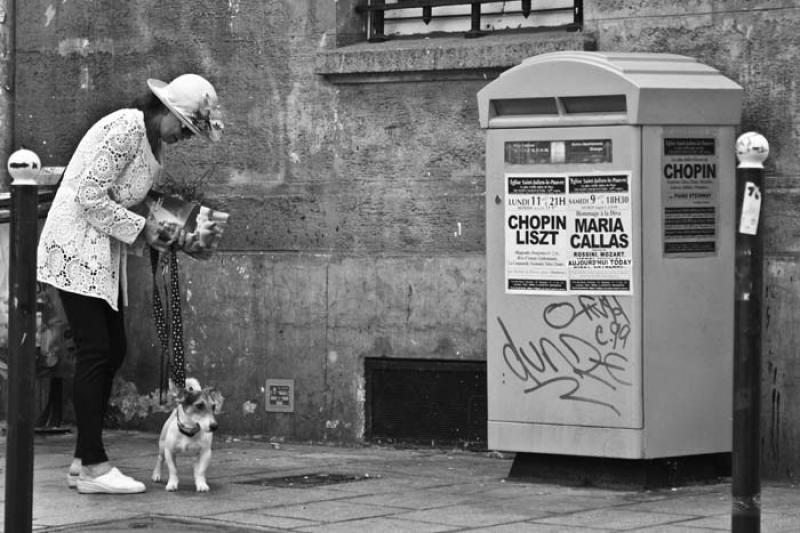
151, 247, 187, 402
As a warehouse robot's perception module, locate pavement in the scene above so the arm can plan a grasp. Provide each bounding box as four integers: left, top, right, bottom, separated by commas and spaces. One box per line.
1, 429, 799, 532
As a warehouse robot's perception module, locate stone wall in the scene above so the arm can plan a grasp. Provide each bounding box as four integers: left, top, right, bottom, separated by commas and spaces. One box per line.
9, 0, 800, 478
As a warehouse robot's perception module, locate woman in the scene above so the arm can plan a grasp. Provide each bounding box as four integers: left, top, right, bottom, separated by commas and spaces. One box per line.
36, 73, 223, 494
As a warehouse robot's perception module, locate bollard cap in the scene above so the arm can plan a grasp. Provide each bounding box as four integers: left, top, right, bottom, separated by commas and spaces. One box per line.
735, 132, 769, 169
7, 148, 41, 185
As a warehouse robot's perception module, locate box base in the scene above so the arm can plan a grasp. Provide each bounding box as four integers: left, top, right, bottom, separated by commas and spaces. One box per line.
507, 452, 731, 490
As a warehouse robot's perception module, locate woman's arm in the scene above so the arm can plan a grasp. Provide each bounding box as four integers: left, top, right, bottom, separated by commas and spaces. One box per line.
73, 114, 147, 245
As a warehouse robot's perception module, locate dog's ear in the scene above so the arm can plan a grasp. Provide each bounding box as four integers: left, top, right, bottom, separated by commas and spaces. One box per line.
175, 388, 187, 404
167, 378, 180, 398
185, 377, 202, 392
181, 389, 201, 407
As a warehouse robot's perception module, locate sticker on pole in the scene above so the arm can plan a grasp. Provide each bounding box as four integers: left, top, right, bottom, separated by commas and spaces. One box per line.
738, 181, 761, 235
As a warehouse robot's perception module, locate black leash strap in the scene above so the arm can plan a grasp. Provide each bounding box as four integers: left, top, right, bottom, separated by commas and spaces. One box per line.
150, 247, 187, 402
150, 248, 170, 402
167, 248, 187, 388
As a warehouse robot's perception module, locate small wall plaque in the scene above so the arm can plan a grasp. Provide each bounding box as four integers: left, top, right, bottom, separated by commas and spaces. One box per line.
265, 379, 295, 413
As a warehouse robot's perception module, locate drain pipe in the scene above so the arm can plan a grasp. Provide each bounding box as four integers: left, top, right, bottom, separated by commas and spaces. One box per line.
0, 0, 14, 190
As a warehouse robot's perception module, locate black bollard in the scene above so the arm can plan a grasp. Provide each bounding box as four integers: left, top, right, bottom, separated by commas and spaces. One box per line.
732, 132, 768, 533
5, 151, 40, 533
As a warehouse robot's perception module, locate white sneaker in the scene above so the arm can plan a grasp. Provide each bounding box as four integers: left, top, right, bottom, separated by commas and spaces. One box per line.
67, 471, 79, 488
77, 467, 146, 494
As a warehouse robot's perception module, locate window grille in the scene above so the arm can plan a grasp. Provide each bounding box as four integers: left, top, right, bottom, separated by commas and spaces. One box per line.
357, 0, 582, 42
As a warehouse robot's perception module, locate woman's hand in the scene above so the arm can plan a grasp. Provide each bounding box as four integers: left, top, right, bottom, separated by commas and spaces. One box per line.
176, 230, 203, 255
196, 220, 220, 247
175, 220, 221, 256
144, 218, 179, 253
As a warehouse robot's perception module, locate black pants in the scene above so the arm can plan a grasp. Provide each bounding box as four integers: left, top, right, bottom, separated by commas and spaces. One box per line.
58, 289, 126, 466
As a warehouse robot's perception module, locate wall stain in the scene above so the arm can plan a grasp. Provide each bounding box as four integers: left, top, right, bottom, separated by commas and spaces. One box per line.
242, 400, 257, 415
769, 362, 781, 460
57, 38, 114, 57
406, 283, 413, 323
45, 5, 56, 27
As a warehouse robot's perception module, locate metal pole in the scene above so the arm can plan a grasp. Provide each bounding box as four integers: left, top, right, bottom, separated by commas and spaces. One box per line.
732, 132, 769, 533
5, 149, 41, 533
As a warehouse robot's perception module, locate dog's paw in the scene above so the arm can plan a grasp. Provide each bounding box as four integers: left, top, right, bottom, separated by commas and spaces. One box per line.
195, 480, 210, 492
165, 479, 179, 491
151, 472, 161, 483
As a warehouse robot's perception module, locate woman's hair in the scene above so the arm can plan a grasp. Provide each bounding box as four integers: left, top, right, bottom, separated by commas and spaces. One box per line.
131, 92, 168, 159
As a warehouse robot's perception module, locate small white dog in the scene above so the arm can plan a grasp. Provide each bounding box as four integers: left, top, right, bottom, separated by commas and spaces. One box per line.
152, 378, 220, 492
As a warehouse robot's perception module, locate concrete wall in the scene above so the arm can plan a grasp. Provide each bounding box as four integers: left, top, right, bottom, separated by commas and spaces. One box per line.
9, 0, 800, 478
587, 0, 800, 481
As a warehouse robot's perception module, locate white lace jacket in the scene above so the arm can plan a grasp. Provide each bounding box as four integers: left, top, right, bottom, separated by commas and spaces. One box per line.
37, 108, 161, 311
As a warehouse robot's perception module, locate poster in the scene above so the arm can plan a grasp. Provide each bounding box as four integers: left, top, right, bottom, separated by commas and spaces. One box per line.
567, 174, 633, 293
505, 139, 612, 165
505, 172, 633, 295
505, 175, 569, 292
661, 134, 719, 257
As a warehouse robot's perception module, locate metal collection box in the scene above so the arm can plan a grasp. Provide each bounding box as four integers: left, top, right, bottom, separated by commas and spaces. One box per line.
477, 52, 744, 458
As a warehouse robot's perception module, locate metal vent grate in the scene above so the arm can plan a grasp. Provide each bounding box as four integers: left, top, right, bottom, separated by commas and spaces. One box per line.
365, 358, 487, 446
236, 472, 372, 488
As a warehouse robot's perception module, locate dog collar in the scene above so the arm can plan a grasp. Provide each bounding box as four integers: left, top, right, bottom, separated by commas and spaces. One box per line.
176, 405, 201, 437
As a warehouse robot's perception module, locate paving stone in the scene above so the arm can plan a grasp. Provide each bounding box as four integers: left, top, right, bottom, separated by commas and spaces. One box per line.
1, 430, 799, 533
535, 508, 699, 530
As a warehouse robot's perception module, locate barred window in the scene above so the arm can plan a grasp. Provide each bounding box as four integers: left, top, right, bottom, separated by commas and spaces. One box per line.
322, 1, 590, 83
360, 0, 582, 42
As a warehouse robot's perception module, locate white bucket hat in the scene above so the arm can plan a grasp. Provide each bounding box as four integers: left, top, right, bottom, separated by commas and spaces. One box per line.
147, 74, 224, 142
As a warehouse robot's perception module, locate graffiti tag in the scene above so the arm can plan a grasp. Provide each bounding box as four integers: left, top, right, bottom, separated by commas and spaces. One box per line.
499, 295, 633, 416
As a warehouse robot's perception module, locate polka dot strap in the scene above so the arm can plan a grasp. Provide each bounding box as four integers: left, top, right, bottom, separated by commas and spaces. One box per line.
150, 248, 170, 402
150, 247, 186, 398
168, 249, 186, 389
